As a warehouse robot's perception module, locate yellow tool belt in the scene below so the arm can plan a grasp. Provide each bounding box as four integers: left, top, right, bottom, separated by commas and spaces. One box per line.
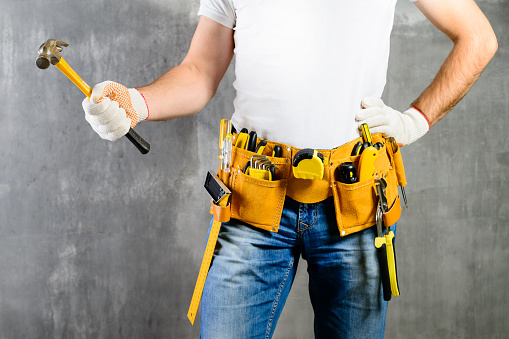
189, 132, 407, 324
211, 133, 406, 236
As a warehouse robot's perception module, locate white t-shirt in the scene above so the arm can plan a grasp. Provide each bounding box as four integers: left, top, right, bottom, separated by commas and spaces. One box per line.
199, 0, 416, 149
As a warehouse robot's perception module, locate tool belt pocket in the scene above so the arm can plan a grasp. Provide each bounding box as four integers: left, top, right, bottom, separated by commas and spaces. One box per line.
215, 145, 290, 232
332, 147, 400, 236
230, 170, 287, 232
333, 178, 378, 235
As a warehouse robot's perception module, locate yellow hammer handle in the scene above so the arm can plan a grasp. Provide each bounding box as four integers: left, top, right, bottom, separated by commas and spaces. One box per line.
54, 57, 92, 98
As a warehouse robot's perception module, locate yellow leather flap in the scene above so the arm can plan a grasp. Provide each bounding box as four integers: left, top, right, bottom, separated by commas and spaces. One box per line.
383, 195, 402, 227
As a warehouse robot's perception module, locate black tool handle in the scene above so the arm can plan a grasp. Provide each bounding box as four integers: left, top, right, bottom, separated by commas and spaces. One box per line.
377, 245, 392, 301
247, 131, 257, 152
392, 236, 400, 295
125, 128, 150, 154
273, 145, 282, 157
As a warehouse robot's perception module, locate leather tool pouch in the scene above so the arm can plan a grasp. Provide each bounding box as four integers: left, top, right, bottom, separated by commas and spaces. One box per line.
211, 133, 406, 236
214, 145, 291, 232
331, 135, 404, 236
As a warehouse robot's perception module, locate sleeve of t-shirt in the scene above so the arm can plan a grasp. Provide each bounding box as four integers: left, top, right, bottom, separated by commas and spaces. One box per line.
198, 0, 236, 29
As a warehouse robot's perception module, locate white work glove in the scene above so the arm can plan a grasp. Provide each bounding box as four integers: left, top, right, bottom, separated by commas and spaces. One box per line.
356, 97, 430, 146
82, 81, 149, 141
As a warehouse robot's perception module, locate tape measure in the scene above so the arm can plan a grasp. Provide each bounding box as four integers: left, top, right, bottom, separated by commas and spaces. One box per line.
292, 148, 324, 180
188, 172, 231, 325
187, 216, 223, 325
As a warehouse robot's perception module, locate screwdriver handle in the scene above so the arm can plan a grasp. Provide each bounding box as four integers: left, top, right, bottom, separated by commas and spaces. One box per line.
360, 123, 373, 145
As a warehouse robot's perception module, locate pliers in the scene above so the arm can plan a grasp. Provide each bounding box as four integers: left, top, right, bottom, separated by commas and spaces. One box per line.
375, 178, 400, 301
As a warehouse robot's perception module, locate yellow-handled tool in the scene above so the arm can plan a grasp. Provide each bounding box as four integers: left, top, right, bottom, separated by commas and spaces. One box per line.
358, 146, 378, 181
219, 119, 233, 172
384, 231, 400, 297
375, 178, 400, 300
36, 39, 150, 154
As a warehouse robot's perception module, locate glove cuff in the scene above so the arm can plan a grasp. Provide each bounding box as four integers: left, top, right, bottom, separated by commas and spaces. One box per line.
403, 107, 430, 145
129, 88, 149, 123
411, 106, 430, 130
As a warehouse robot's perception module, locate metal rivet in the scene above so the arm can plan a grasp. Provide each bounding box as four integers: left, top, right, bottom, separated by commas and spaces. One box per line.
272, 228, 277, 232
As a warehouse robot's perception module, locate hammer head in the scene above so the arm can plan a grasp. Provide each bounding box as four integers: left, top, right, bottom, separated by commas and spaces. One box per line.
36, 39, 69, 69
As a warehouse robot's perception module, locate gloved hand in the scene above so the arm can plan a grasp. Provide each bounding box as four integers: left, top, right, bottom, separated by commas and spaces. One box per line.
82, 81, 149, 141
356, 97, 430, 146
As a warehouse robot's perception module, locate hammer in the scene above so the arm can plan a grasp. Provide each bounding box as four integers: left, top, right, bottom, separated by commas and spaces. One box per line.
36, 39, 150, 154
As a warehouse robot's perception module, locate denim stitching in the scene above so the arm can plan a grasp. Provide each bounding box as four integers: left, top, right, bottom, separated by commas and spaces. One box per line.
265, 257, 294, 339
297, 203, 318, 233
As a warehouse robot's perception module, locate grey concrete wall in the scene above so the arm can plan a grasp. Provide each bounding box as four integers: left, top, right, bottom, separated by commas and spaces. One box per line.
0, 0, 507, 338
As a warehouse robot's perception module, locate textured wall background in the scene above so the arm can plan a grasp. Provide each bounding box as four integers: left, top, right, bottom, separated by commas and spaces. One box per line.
0, 0, 507, 338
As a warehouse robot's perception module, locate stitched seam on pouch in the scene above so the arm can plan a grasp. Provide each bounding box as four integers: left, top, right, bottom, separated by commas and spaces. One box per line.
273, 188, 285, 228
338, 180, 373, 191
241, 177, 280, 188
334, 190, 345, 231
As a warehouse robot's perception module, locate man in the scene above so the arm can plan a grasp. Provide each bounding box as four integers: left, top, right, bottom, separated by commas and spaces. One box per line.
82, 0, 497, 337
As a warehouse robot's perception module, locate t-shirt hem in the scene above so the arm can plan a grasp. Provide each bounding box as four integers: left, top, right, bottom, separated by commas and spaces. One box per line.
198, 7, 235, 29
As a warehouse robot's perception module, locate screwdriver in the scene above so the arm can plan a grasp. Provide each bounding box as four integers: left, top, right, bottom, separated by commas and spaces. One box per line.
219, 119, 233, 172
360, 123, 373, 145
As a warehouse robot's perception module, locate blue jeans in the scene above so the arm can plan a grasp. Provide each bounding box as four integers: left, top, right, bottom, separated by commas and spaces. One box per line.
201, 196, 395, 338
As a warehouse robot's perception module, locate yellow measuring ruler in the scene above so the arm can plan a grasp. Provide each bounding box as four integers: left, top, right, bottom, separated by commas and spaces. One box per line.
187, 171, 230, 325
187, 217, 223, 324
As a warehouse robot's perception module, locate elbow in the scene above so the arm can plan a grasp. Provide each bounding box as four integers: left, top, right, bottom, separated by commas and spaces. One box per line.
486, 31, 498, 60
476, 22, 498, 62
478, 31, 498, 67
456, 28, 498, 66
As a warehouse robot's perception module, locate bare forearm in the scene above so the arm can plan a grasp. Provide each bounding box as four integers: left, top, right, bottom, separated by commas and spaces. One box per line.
412, 35, 497, 127
411, 0, 498, 128
137, 62, 216, 121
